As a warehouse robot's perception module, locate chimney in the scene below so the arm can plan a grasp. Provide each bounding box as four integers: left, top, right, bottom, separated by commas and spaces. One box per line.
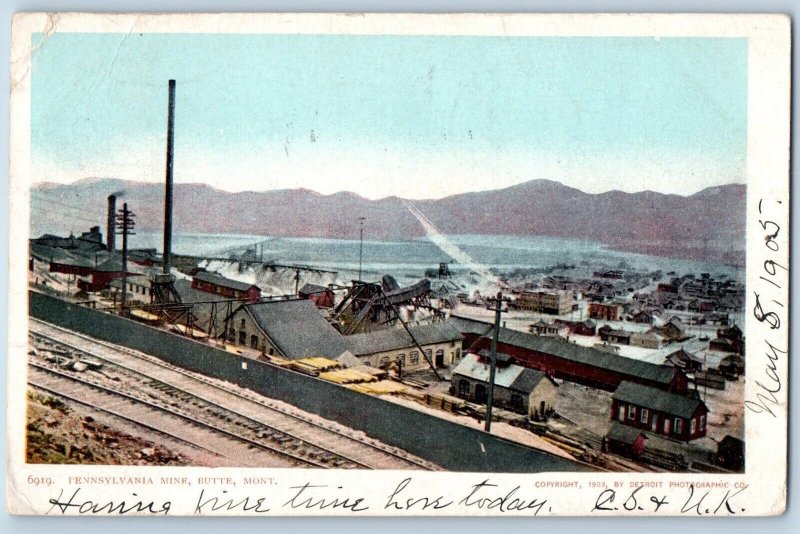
107, 194, 116, 252
163, 79, 176, 274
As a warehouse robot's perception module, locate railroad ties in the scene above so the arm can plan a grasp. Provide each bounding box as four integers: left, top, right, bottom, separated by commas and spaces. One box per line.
28, 319, 438, 471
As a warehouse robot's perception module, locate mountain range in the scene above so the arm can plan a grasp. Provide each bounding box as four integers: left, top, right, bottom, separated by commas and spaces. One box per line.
31, 178, 746, 265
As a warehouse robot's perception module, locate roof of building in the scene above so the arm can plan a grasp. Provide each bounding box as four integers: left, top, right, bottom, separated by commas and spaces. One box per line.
244, 299, 348, 360
108, 275, 148, 288
344, 321, 462, 357
30, 243, 96, 267
449, 314, 496, 336
298, 283, 329, 295
606, 329, 632, 339
606, 421, 647, 445
194, 271, 258, 292
452, 353, 552, 393
613, 381, 707, 419
489, 328, 679, 386
94, 258, 125, 272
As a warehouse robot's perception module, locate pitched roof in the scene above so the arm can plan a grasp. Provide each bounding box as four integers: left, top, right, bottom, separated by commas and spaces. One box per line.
606, 422, 646, 445
613, 381, 707, 419
194, 271, 257, 292
298, 283, 329, 295
452, 353, 550, 393
489, 328, 679, 386
244, 299, 348, 360
344, 321, 462, 356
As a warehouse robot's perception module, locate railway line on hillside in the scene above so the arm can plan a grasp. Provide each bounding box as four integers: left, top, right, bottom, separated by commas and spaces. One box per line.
28, 318, 439, 471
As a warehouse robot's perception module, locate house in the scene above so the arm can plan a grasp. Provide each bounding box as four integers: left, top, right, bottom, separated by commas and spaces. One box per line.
630, 310, 656, 325
693, 369, 726, 390
610, 381, 709, 442
655, 316, 690, 342
589, 302, 622, 321
192, 271, 261, 303
298, 283, 335, 309
557, 318, 597, 336
599, 328, 632, 345
663, 348, 703, 372
529, 320, 568, 337
451, 352, 558, 419
710, 325, 744, 355
343, 321, 463, 371
718, 354, 745, 379
228, 299, 348, 360
630, 330, 665, 349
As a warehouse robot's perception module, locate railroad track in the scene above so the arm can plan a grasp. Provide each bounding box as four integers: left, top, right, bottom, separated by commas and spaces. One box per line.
29, 319, 437, 471
27, 364, 321, 468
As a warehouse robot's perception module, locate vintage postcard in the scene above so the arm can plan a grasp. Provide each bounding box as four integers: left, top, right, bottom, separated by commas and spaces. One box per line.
6, 13, 790, 516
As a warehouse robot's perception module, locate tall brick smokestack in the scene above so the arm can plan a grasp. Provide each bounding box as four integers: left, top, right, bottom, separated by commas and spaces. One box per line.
107, 194, 116, 252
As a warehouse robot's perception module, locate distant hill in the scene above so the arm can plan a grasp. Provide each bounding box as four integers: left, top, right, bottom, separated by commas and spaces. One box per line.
30, 178, 746, 265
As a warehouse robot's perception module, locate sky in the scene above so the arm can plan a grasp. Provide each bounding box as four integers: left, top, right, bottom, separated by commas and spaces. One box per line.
31, 33, 748, 199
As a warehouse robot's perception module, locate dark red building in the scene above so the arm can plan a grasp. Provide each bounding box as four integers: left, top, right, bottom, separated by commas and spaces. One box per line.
76, 259, 136, 292
610, 381, 708, 442
298, 283, 335, 308
589, 302, 621, 321
554, 319, 597, 336
192, 271, 261, 303
452, 315, 688, 393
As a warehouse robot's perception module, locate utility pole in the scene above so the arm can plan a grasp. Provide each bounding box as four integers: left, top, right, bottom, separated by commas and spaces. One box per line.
357, 217, 365, 282
116, 203, 136, 315
485, 291, 503, 433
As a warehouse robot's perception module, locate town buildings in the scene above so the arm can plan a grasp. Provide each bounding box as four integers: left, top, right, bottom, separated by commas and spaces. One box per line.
192, 270, 261, 303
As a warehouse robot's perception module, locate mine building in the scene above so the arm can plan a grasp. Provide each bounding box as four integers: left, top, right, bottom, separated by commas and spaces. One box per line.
228, 299, 349, 360
344, 321, 463, 371
610, 381, 708, 442
451, 351, 558, 419
109, 276, 153, 304
191, 270, 262, 303
298, 283, 335, 309
451, 315, 688, 393
76, 258, 136, 292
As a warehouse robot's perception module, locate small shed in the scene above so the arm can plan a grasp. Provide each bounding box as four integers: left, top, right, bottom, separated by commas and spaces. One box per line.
605, 422, 647, 458
717, 435, 744, 472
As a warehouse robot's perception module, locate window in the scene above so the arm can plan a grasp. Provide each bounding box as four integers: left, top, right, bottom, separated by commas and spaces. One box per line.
640, 408, 649, 424
699, 415, 706, 431
627, 405, 636, 420
397, 354, 406, 367
690, 419, 696, 434
238, 330, 246, 345
674, 418, 683, 434
511, 394, 524, 409
664, 418, 671, 434
240, 318, 246, 329
458, 380, 470, 396
617, 403, 625, 422
425, 349, 432, 361
268, 348, 274, 356
379, 356, 391, 369
250, 335, 259, 349
410, 351, 419, 365
228, 327, 235, 341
